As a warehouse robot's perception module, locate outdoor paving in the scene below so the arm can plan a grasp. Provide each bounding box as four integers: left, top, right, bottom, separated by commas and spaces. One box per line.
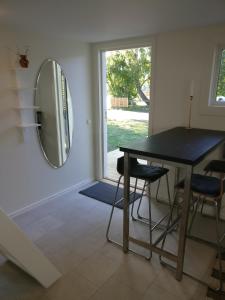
107, 109, 148, 121
106, 149, 145, 188
106, 148, 121, 181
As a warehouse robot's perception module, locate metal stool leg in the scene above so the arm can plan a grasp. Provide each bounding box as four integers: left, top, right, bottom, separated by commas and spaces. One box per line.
106, 175, 122, 241
155, 163, 165, 202
135, 180, 153, 260
135, 181, 147, 220
200, 197, 205, 215
188, 195, 201, 235
147, 182, 153, 259
215, 201, 223, 292
217, 198, 222, 220
155, 178, 161, 202
159, 190, 178, 262
137, 173, 171, 221
200, 171, 212, 216
131, 178, 138, 220
165, 173, 171, 209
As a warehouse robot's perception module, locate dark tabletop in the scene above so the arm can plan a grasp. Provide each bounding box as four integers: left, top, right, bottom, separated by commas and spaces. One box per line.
119, 127, 225, 165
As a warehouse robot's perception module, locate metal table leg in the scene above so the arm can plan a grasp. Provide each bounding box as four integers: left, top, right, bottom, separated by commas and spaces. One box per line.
123, 152, 130, 253
176, 165, 192, 280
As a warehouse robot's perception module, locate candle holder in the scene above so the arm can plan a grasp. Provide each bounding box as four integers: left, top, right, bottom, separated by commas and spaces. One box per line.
186, 80, 194, 129
186, 95, 193, 129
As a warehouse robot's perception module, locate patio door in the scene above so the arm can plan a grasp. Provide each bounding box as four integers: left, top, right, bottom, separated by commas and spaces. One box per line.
101, 46, 152, 182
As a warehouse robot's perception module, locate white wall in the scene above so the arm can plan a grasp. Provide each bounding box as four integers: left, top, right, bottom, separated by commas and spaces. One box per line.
0, 27, 94, 215
92, 24, 225, 216
149, 24, 225, 215
152, 23, 225, 133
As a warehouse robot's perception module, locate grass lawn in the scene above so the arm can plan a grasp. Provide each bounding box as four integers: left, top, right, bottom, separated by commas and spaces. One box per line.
107, 119, 148, 152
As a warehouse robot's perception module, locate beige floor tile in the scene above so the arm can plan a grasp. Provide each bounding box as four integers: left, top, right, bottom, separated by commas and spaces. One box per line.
0, 261, 45, 300
59, 217, 96, 240
35, 227, 72, 256
4, 187, 212, 300
71, 226, 109, 260
155, 268, 205, 299
45, 271, 97, 300
98, 242, 128, 264
143, 282, 181, 300
50, 249, 85, 275
89, 275, 143, 300
108, 253, 160, 295
190, 284, 208, 300
14, 210, 48, 229
66, 239, 101, 260
75, 251, 121, 287
183, 239, 215, 283
17, 214, 64, 242
37, 215, 64, 232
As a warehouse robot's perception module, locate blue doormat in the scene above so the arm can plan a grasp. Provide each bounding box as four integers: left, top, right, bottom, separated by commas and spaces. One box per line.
79, 181, 141, 209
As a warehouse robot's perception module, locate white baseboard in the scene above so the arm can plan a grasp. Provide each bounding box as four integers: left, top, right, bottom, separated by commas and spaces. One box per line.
9, 178, 94, 218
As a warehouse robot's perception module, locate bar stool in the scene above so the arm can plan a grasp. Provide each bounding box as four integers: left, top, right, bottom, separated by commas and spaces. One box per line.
131, 163, 171, 224
200, 160, 225, 217
164, 170, 225, 292
205, 160, 225, 175
106, 156, 170, 259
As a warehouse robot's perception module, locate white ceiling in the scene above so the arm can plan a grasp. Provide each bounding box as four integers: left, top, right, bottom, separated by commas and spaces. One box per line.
1, 0, 225, 42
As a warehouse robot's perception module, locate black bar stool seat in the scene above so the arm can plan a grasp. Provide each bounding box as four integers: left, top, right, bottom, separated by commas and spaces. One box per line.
117, 156, 168, 182
205, 160, 225, 173
176, 174, 224, 197
131, 165, 168, 182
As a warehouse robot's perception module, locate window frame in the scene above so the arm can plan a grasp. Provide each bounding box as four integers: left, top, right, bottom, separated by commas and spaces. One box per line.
209, 45, 225, 107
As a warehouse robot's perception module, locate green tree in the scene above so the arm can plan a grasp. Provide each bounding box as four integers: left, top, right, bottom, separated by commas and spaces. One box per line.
217, 50, 225, 97
106, 47, 151, 105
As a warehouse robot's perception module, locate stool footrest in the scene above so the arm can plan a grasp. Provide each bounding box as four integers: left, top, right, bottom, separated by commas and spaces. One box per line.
212, 268, 225, 282
207, 286, 225, 299
129, 236, 177, 262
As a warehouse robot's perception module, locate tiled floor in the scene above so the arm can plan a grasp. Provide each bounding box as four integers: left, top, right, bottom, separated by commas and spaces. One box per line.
0, 184, 217, 299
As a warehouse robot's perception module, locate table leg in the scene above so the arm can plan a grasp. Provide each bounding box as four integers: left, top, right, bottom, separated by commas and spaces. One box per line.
176, 165, 192, 280
123, 152, 130, 253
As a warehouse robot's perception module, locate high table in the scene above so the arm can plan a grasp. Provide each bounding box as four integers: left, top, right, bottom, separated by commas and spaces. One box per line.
120, 127, 225, 281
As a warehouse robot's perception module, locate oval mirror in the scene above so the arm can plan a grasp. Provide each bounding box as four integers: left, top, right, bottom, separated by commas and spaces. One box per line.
35, 59, 73, 168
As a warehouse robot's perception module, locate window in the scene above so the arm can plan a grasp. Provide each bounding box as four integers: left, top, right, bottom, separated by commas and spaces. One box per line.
209, 46, 225, 106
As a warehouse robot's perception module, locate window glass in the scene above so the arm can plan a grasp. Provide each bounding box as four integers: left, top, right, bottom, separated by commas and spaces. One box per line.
216, 49, 225, 103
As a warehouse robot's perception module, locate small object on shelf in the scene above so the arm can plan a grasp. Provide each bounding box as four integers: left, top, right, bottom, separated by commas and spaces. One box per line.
19, 54, 29, 68
7, 46, 30, 69
18, 46, 30, 68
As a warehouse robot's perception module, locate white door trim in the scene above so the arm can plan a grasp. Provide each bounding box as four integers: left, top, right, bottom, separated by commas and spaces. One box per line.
91, 35, 157, 180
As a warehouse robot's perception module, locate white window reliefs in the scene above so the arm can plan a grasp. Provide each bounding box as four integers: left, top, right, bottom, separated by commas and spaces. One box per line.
209, 46, 225, 106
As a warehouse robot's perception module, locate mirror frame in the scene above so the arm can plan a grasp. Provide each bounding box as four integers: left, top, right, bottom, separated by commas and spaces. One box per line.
34, 58, 73, 168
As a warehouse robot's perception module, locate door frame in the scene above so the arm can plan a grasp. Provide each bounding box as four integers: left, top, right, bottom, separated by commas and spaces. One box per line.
92, 36, 156, 180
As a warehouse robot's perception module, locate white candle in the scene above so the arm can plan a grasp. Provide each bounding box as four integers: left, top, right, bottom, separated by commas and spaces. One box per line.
190, 80, 194, 97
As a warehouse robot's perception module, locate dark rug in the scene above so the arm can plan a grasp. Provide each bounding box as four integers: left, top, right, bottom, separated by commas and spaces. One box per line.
79, 181, 141, 209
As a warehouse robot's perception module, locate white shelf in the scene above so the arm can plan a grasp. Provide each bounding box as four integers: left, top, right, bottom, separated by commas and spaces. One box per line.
10, 67, 29, 71
13, 105, 40, 110
11, 87, 37, 91
17, 123, 41, 128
